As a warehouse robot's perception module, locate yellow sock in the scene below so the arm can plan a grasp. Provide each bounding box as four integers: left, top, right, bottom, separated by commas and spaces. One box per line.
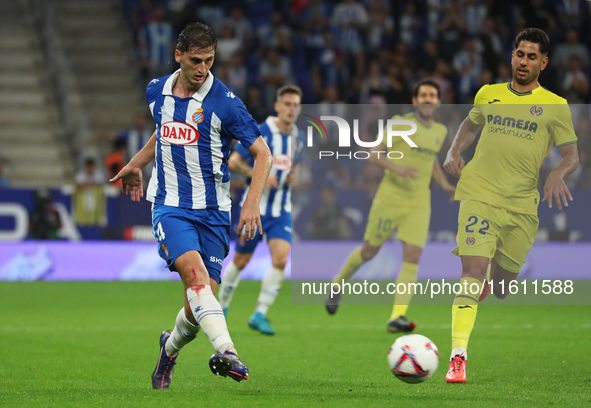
451, 277, 484, 350
332, 247, 364, 284
390, 262, 418, 320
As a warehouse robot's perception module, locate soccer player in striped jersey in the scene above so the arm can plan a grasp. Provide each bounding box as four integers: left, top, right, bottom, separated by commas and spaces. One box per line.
111, 22, 273, 389
218, 85, 305, 335
443, 28, 579, 383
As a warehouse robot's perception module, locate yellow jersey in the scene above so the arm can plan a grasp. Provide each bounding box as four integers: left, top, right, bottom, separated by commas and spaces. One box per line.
456, 83, 577, 215
378, 112, 447, 205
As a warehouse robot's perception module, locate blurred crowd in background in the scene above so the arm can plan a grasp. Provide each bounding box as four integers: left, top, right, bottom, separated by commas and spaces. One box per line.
2, 0, 590, 241
122, 0, 591, 107
108, 0, 591, 192
13, 0, 586, 199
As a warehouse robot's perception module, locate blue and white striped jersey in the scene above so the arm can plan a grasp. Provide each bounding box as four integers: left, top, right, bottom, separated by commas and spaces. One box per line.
235, 116, 304, 217
146, 70, 260, 212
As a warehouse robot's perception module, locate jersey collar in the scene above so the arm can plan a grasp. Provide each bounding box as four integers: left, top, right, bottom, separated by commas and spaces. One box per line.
162, 69, 215, 101
265, 115, 298, 137
266, 116, 280, 134
412, 111, 432, 129
506, 82, 540, 96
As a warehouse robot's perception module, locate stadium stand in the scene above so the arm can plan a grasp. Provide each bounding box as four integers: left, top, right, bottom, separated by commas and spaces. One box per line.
0, 1, 70, 187
55, 0, 146, 165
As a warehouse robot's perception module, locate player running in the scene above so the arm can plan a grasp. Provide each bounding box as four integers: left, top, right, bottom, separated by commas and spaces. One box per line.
325, 79, 456, 332
218, 85, 304, 335
443, 28, 579, 383
111, 22, 272, 389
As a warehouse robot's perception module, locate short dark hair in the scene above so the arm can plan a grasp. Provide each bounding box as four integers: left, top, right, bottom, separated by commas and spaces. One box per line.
413, 79, 440, 99
177, 22, 217, 53
514, 28, 550, 55
276, 85, 303, 100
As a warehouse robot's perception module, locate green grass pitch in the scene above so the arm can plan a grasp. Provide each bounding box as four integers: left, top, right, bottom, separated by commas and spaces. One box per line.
0, 281, 590, 408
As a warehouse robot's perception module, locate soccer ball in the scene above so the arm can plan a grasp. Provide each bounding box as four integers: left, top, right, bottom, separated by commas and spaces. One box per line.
388, 334, 439, 384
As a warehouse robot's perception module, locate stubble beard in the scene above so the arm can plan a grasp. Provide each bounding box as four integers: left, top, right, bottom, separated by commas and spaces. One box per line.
512, 66, 537, 86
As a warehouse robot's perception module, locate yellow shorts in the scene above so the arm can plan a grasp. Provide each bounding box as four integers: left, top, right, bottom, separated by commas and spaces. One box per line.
364, 199, 430, 248
454, 200, 539, 273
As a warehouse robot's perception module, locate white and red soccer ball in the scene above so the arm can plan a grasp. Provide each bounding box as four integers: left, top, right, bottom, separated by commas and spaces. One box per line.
388, 334, 439, 384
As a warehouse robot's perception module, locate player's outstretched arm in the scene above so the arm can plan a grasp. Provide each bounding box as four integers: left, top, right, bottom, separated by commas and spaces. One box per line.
542, 142, 579, 210
110, 131, 156, 202
368, 143, 418, 179
443, 118, 482, 178
237, 136, 272, 240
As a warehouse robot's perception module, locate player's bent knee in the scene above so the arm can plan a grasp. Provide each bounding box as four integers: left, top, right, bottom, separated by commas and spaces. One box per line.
234, 259, 249, 270
461, 266, 486, 281
174, 253, 211, 287
179, 267, 210, 287
492, 282, 513, 300
272, 256, 288, 270
493, 285, 511, 299
360, 244, 379, 262
490, 260, 519, 299
402, 245, 422, 264
234, 254, 252, 270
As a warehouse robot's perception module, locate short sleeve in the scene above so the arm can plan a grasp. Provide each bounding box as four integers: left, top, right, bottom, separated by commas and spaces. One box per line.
233, 142, 251, 160
146, 79, 161, 105
468, 85, 488, 126
551, 102, 578, 147
223, 98, 260, 150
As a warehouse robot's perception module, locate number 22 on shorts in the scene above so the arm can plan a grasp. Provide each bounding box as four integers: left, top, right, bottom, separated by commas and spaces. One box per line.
465, 215, 489, 235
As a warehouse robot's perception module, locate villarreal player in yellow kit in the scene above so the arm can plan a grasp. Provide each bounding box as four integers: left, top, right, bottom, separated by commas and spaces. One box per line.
325, 79, 456, 331
443, 28, 579, 383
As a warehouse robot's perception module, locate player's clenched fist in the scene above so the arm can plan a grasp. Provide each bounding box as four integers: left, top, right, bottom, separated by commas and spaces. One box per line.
237, 198, 262, 240
443, 150, 465, 178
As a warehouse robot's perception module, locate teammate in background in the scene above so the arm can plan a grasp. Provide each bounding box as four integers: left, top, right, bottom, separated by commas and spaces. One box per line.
110, 22, 272, 389
443, 28, 578, 383
325, 79, 456, 332
218, 85, 304, 335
